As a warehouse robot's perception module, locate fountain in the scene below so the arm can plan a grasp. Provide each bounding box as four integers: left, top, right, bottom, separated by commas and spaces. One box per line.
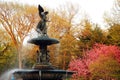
12, 5, 74, 80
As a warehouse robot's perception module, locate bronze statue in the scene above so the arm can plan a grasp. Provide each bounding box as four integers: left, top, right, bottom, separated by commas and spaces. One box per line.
36, 5, 48, 35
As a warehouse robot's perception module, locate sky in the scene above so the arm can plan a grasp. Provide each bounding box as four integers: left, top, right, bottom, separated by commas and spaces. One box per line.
2, 0, 114, 28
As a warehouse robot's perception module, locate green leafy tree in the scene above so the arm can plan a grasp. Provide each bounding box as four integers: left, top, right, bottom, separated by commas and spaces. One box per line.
103, 0, 120, 46
78, 19, 107, 57
0, 29, 17, 75
22, 46, 38, 68
107, 23, 120, 46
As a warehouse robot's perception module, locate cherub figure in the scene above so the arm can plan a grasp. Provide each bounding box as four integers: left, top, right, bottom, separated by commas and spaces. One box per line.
36, 5, 48, 35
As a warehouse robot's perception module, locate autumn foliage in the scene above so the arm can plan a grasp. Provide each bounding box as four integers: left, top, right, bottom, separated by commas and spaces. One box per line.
69, 44, 120, 80
1, 1, 120, 79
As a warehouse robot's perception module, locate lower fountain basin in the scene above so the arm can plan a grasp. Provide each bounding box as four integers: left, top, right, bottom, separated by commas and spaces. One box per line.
13, 69, 74, 80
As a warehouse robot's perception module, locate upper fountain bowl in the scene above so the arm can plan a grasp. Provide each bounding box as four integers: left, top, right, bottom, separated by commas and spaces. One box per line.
28, 35, 59, 46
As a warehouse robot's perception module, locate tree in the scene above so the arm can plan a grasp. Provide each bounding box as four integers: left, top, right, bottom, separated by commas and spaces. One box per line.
107, 23, 120, 46
78, 19, 93, 53
103, 0, 120, 25
111, 0, 120, 24
47, 4, 80, 69
0, 2, 38, 68
69, 44, 120, 80
22, 46, 38, 68
78, 19, 107, 57
103, 0, 120, 46
0, 29, 16, 75
89, 55, 120, 80
69, 59, 90, 80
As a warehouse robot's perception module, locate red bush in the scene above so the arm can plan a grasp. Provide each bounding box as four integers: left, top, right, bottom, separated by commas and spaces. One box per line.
69, 44, 120, 79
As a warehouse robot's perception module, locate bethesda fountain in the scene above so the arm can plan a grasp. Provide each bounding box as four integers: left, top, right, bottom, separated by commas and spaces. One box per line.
12, 5, 74, 80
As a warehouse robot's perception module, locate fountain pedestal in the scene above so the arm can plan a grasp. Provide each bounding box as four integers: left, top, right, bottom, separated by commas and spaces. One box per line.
28, 35, 59, 70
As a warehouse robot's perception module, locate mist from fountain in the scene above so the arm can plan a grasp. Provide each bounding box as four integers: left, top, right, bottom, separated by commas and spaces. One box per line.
0, 69, 17, 80
0, 69, 38, 80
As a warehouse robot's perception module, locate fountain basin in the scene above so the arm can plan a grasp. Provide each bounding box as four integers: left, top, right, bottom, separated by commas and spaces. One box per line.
13, 69, 74, 80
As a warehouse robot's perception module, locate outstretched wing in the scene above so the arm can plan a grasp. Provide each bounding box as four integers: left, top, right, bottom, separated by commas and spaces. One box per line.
38, 5, 44, 13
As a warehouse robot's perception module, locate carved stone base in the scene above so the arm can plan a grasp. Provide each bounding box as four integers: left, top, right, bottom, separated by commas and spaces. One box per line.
32, 64, 55, 70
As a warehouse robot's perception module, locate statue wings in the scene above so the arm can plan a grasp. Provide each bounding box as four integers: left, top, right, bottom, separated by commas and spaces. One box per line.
38, 5, 48, 18
38, 5, 44, 13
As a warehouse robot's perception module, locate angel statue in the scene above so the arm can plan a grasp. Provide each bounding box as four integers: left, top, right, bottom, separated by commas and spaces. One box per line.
36, 5, 48, 35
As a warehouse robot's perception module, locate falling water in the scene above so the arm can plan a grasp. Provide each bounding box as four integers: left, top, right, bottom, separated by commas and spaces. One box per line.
0, 69, 33, 80
0, 69, 18, 80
